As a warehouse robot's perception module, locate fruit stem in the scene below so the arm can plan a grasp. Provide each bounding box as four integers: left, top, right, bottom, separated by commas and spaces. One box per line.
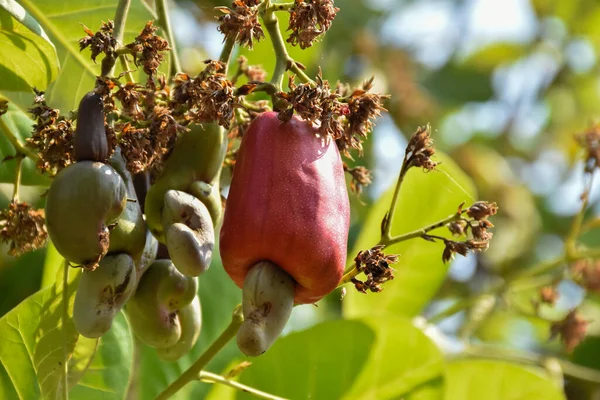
154, 305, 244, 400
381, 211, 465, 247
155, 0, 181, 76
198, 371, 287, 400
219, 36, 237, 74
260, 1, 313, 101
104, 0, 132, 77
381, 157, 411, 244
265, 2, 295, 12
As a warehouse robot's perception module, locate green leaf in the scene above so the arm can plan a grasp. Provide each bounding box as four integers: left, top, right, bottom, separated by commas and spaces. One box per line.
0, 4, 59, 92
41, 240, 64, 289
237, 319, 376, 399
136, 250, 243, 400
69, 312, 134, 400
233, 317, 443, 400
444, 360, 565, 400
0, 265, 80, 400
343, 317, 444, 400
344, 152, 477, 318
15, 0, 156, 112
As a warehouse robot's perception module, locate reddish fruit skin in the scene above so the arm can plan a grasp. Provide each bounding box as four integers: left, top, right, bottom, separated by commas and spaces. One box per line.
220, 112, 350, 304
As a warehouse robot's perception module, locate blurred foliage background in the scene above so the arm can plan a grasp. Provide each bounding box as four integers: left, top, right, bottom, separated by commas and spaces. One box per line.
4, 0, 600, 399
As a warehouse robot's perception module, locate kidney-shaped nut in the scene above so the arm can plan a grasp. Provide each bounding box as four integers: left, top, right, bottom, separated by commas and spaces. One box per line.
73, 253, 137, 338
126, 259, 198, 349
162, 190, 215, 277
156, 296, 202, 362
237, 261, 295, 357
144, 123, 226, 241
74, 91, 108, 162
45, 161, 127, 268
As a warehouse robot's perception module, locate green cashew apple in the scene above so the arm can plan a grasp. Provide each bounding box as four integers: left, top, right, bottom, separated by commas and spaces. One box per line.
156, 296, 202, 361
73, 253, 137, 338
162, 190, 214, 277
46, 161, 127, 268
126, 259, 198, 348
236, 261, 295, 357
144, 123, 226, 242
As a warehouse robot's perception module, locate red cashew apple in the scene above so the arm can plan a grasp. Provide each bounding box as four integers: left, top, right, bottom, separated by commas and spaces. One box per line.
220, 111, 350, 305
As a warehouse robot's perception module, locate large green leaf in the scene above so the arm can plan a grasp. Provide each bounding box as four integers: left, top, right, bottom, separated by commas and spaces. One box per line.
0, 2, 58, 92
444, 360, 565, 400
230, 317, 443, 400
135, 249, 243, 400
344, 152, 477, 318
17, 0, 156, 111
343, 317, 444, 400
237, 319, 375, 400
68, 312, 134, 400
0, 265, 79, 399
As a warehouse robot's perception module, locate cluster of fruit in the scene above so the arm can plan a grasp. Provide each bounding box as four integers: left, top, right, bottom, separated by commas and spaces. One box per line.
46, 91, 349, 359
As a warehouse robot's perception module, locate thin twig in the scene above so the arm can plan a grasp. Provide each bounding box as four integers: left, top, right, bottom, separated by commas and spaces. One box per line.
155, 0, 181, 76
199, 371, 288, 400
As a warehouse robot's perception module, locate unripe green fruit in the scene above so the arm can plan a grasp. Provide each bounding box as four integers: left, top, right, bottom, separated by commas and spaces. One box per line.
74, 91, 108, 162
156, 296, 202, 361
46, 161, 127, 267
126, 260, 198, 349
73, 253, 136, 338
236, 261, 295, 357
145, 123, 226, 242
107, 148, 147, 258
162, 190, 214, 276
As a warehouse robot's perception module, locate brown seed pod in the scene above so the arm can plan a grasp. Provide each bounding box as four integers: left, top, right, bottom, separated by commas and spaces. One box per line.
74, 91, 109, 162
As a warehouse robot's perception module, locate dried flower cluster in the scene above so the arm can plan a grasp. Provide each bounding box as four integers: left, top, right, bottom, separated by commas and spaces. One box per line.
550, 309, 589, 352
126, 21, 170, 78
431, 201, 498, 263
172, 61, 238, 128
26, 90, 74, 173
539, 285, 559, 305
351, 245, 398, 293
278, 75, 388, 157
0, 201, 47, 257
576, 124, 600, 174
404, 124, 437, 172
79, 21, 117, 63
217, 0, 264, 49
571, 259, 600, 293
343, 163, 371, 196
287, 0, 339, 49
